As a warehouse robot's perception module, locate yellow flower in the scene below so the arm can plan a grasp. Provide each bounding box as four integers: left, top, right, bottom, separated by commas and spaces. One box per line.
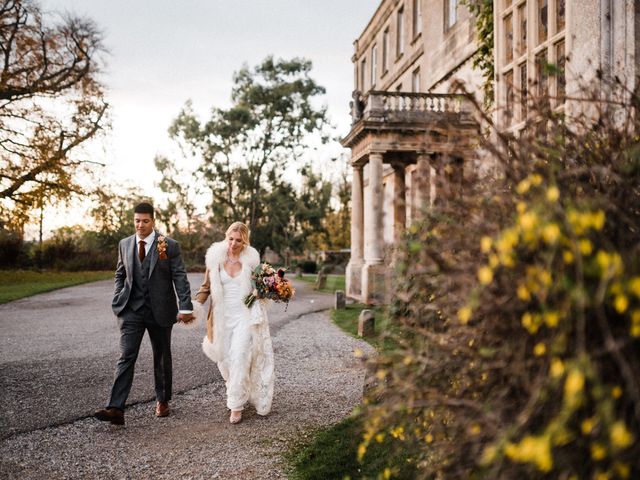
530, 174, 543, 186
612, 386, 623, 399
581, 417, 595, 435
543, 311, 560, 328
357, 443, 367, 460
539, 270, 552, 286
563, 250, 574, 264
591, 442, 607, 460
521, 312, 539, 334
594, 472, 610, 480
488, 254, 499, 268
632, 310, 640, 324
564, 369, 585, 406
546, 186, 560, 202
481, 445, 498, 465
376, 369, 387, 380
610, 421, 634, 449
614, 462, 631, 479
517, 284, 531, 301
505, 435, 553, 472
516, 201, 527, 214
519, 211, 538, 232
592, 210, 605, 230
550, 358, 565, 378
631, 324, 640, 337
480, 236, 493, 253
383, 468, 392, 480
403, 356, 412, 365
533, 342, 546, 356
375, 433, 385, 443
457, 306, 472, 324
542, 223, 561, 243
579, 239, 593, 255
478, 266, 493, 285
629, 277, 640, 298
516, 179, 531, 194
469, 424, 481, 435
614, 295, 629, 314
425, 433, 434, 443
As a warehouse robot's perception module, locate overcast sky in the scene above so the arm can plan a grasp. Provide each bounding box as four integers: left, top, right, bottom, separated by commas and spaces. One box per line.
39, 0, 377, 197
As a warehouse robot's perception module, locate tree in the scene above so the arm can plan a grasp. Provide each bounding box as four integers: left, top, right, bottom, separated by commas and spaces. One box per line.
169, 56, 331, 254
0, 0, 109, 231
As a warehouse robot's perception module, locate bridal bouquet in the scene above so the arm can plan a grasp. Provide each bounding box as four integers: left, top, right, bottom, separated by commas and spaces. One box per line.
244, 263, 295, 309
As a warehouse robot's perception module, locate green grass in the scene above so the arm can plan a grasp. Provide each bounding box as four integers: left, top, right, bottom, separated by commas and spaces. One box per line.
331, 303, 398, 352
298, 273, 345, 293
286, 414, 416, 480
0, 270, 113, 304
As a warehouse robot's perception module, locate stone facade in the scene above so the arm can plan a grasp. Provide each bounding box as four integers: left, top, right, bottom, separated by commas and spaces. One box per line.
343, 0, 640, 305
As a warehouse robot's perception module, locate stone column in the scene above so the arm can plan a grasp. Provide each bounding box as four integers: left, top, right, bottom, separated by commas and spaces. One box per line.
393, 163, 406, 245
362, 152, 385, 304
415, 153, 431, 218
346, 165, 364, 299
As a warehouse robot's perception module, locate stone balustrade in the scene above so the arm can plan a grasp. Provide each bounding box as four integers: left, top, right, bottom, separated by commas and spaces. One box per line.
352, 90, 471, 124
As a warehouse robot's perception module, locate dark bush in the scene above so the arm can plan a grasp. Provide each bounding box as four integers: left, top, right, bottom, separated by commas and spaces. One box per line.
300, 259, 318, 274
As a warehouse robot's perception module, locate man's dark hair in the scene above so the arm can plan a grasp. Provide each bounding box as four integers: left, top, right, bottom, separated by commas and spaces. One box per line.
134, 202, 155, 218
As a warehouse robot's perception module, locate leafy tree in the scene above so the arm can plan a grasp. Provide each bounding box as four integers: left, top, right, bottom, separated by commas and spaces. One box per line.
0, 0, 109, 231
169, 56, 331, 254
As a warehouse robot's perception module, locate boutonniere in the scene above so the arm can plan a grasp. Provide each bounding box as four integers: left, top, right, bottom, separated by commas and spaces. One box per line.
157, 236, 168, 260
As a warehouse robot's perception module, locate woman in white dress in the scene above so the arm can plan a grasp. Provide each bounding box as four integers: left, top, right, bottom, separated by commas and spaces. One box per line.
193, 222, 274, 424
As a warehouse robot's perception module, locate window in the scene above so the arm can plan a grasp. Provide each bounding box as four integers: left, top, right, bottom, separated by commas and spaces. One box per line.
519, 62, 527, 120
517, 4, 527, 56
382, 28, 390, 73
371, 45, 378, 87
412, 0, 422, 37
504, 13, 513, 63
555, 40, 566, 101
360, 59, 367, 91
505, 70, 514, 125
556, 0, 565, 32
397, 7, 405, 57
445, 0, 458, 31
536, 49, 548, 96
412, 67, 421, 92
538, 0, 548, 44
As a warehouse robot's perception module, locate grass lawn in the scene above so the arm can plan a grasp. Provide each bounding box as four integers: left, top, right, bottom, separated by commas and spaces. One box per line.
297, 273, 345, 293
287, 301, 411, 478
0, 270, 113, 304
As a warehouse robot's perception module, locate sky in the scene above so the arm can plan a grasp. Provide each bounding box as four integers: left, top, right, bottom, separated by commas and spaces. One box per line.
32, 0, 377, 237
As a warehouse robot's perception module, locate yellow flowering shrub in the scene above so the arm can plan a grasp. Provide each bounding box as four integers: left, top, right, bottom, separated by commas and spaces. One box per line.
357, 83, 640, 478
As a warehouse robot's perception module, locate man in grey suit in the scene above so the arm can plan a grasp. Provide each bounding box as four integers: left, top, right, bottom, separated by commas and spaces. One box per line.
95, 202, 194, 425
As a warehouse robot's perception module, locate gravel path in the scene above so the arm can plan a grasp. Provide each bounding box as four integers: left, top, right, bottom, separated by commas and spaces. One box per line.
0, 279, 373, 479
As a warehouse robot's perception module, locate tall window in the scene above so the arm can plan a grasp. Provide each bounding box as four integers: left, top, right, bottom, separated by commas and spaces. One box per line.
371, 45, 378, 88
519, 62, 527, 120
445, 0, 458, 31
397, 7, 405, 57
412, 0, 422, 37
360, 59, 367, 91
536, 49, 548, 96
556, 0, 565, 32
412, 67, 421, 92
504, 13, 513, 63
382, 28, 390, 73
517, 4, 527, 56
538, 0, 548, 44
505, 70, 514, 125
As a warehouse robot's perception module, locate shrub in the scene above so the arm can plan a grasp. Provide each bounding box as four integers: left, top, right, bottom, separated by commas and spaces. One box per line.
358, 81, 640, 479
300, 259, 318, 274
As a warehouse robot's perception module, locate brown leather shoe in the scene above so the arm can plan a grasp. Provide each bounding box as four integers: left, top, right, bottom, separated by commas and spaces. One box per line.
94, 407, 124, 425
155, 401, 170, 417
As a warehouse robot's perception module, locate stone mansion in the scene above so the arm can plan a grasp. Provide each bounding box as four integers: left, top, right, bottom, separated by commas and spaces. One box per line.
342, 0, 640, 304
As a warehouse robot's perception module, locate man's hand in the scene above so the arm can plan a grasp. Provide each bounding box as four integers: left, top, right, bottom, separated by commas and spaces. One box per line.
178, 312, 195, 324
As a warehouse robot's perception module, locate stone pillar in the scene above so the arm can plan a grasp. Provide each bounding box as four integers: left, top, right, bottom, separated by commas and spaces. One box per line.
415, 153, 431, 219
362, 152, 385, 304
393, 164, 406, 245
346, 165, 364, 299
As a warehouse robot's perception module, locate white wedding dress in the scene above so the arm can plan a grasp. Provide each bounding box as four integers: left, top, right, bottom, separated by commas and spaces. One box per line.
218, 268, 254, 411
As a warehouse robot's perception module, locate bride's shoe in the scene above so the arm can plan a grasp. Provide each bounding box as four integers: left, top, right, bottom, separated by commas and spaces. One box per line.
230, 410, 242, 424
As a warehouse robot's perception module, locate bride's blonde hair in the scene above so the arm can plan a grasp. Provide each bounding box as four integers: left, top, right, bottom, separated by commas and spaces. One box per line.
226, 222, 250, 247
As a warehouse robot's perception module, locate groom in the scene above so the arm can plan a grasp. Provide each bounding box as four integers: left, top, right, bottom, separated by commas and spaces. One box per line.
95, 202, 193, 425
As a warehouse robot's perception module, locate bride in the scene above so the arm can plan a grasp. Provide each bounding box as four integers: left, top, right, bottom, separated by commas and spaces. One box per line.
193, 222, 274, 423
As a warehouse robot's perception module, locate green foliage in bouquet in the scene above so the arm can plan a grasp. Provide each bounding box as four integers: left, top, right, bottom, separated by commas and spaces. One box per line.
357, 81, 640, 479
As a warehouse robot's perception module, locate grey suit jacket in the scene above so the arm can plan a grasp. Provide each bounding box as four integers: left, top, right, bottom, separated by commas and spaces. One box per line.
111, 232, 193, 326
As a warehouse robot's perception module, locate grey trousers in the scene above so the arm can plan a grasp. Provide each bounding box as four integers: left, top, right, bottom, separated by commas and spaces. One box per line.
107, 306, 173, 410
